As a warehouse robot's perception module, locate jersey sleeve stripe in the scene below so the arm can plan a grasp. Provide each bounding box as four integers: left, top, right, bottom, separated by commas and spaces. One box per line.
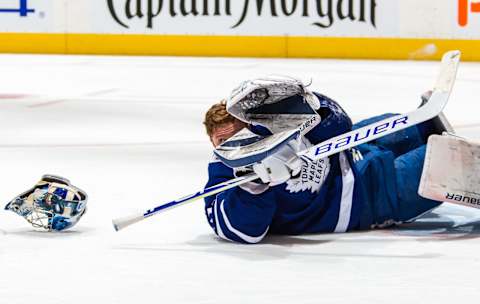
334, 152, 355, 233
212, 198, 234, 242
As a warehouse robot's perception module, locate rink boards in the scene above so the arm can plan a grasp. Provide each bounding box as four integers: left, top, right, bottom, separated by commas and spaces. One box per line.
1, 0, 480, 60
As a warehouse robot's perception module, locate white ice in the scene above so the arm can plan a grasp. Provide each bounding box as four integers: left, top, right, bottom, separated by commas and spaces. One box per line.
0, 54, 480, 304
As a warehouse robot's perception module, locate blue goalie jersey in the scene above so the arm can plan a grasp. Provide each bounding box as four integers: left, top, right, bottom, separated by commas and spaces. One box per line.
204, 93, 442, 244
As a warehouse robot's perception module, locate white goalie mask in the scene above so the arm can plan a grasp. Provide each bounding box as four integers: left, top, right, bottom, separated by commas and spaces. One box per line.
5, 175, 88, 231
226, 75, 321, 133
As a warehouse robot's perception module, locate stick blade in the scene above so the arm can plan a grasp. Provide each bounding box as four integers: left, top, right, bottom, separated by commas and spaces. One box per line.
434, 50, 461, 94
420, 50, 461, 117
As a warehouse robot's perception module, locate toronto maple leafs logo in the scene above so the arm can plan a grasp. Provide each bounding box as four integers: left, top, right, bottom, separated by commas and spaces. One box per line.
286, 158, 330, 193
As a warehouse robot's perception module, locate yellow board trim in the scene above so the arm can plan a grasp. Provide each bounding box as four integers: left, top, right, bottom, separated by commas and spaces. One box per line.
0, 33, 66, 54
0, 33, 480, 61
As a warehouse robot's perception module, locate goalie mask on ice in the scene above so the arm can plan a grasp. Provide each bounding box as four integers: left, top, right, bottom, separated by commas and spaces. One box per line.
215, 76, 322, 168
5, 175, 88, 231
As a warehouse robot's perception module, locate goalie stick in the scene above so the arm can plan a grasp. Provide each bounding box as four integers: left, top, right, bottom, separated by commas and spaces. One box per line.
112, 50, 461, 231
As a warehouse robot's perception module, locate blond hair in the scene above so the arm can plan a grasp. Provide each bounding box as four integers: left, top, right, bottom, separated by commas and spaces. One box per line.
203, 100, 237, 137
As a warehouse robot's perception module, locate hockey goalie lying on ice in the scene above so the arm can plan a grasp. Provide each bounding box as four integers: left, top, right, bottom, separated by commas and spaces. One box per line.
202, 73, 467, 244
110, 50, 475, 234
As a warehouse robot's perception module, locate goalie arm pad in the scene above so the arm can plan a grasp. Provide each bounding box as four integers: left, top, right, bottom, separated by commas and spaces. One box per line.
204, 160, 276, 244
214, 127, 301, 168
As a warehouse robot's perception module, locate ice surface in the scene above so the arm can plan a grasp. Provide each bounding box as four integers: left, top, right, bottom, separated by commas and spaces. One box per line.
1, 54, 480, 303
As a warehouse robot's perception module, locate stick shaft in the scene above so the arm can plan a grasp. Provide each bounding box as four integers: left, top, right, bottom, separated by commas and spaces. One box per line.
112, 174, 258, 231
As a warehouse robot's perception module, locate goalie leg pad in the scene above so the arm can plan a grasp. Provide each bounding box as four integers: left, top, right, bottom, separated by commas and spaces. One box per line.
419, 134, 480, 209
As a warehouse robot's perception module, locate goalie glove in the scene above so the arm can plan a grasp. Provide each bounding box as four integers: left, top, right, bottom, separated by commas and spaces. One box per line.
253, 153, 302, 186
226, 75, 321, 133
234, 139, 303, 192
233, 136, 331, 194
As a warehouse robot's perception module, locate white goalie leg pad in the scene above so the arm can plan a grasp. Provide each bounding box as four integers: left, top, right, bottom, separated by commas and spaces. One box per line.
419, 134, 480, 209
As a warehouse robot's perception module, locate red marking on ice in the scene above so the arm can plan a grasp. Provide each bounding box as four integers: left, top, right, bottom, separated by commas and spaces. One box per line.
0, 94, 29, 99
28, 99, 66, 108
28, 88, 118, 108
